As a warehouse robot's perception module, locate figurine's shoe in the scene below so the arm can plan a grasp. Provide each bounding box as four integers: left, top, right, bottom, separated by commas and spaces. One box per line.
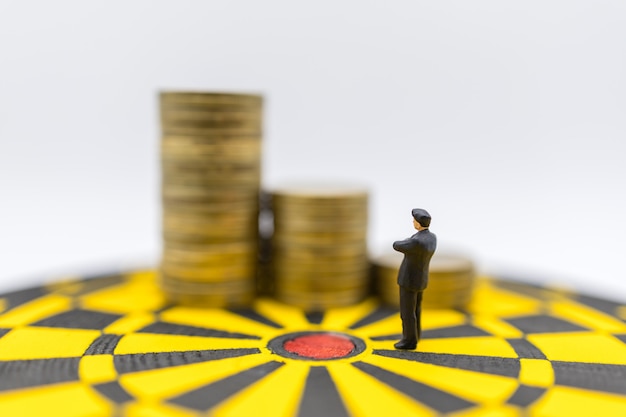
394, 340, 417, 350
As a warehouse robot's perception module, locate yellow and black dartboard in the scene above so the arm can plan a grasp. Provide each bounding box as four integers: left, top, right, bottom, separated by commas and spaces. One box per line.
0, 270, 625, 416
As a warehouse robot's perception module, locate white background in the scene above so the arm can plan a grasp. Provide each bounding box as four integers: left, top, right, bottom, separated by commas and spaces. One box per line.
0, 1, 625, 300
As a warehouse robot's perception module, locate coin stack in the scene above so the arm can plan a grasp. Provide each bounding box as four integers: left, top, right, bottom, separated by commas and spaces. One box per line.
373, 252, 476, 309
271, 184, 370, 311
159, 92, 262, 308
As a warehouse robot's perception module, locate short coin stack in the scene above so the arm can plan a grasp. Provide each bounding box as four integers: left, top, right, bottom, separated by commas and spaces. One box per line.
373, 252, 476, 309
271, 184, 370, 311
159, 92, 262, 308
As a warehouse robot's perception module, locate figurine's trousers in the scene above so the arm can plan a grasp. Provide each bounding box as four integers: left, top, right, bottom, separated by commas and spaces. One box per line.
399, 287, 423, 343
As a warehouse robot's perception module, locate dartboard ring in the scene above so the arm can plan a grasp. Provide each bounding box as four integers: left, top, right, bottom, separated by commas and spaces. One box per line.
0, 269, 625, 416
267, 331, 367, 361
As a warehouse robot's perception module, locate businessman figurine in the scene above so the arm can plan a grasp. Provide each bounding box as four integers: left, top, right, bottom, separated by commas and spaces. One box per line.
393, 208, 437, 350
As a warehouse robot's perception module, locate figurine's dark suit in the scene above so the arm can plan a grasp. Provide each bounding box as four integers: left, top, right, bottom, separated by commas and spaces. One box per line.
393, 229, 437, 346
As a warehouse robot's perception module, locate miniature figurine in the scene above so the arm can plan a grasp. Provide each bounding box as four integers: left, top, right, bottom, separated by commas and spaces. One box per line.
392, 208, 437, 350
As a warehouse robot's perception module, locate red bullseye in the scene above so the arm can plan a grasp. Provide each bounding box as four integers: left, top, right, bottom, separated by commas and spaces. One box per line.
283, 334, 355, 359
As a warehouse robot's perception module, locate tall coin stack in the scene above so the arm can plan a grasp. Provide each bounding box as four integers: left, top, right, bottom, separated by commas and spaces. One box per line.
271, 184, 370, 311
159, 92, 262, 308
373, 252, 476, 309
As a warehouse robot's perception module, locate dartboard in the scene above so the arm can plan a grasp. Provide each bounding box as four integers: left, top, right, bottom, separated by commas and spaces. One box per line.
0, 270, 625, 416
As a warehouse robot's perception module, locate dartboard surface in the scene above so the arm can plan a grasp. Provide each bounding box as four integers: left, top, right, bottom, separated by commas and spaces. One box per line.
0, 270, 625, 416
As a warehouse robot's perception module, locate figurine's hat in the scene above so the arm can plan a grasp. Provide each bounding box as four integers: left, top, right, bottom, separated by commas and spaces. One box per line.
411, 208, 431, 227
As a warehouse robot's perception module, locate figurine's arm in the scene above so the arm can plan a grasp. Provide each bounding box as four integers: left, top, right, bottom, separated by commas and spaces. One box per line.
393, 238, 416, 253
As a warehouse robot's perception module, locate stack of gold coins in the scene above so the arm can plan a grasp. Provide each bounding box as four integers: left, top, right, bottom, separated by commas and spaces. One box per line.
159, 92, 262, 308
270, 184, 370, 311
373, 252, 476, 309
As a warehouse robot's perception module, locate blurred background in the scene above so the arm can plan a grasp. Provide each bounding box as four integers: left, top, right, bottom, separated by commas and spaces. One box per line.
0, 0, 624, 299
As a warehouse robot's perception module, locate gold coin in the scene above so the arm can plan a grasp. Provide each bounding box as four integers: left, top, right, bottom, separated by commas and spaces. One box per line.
273, 259, 369, 275
162, 210, 259, 224
277, 280, 368, 292
160, 269, 256, 286
272, 231, 366, 245
162, 227, 257, 241
161, 125, 261, 137
162, 248, 257, 265
272, 229, 365, 237
271, 241, 367, 258
161, 137, 261, 160
162, 167, 261, 180
160, 92, 262, 108
271, 182, 368, 198
272, 252, 369, 265
163, 227, 256, 242
161, 262, 256, 282
161, 152, 261, 165
161, 108, 262, 122
272, 205, 367, 217
162, 208, 257, 221
164, 294, 254, 309
272, 203, 367, 217
162, 175, 260, 189
272, 273, 370, 286
162, 254, 257, 266
161, 118, 262, 130
266, 182, 370, 309
163, 210, 256, 228
162, 133, 261, 143
161, 165, 260, 183
163, 231, 256, 245
161, 281, 254, 293
375, 269, 474, 289
274, 273, 369, 288
273, 214, 366, 227
162, 286, 254, 298
373, 252, 476, 309
162, 184, 259, 202
274, 218, 360, 236
162, 200, 258, 212
272, 198, 367, 208
162, 202, 259, 217
164, 239, 257, 251
158, 91, 263, 309
276, 289, 367, 302
161, 157, 261, 171
374, 252, 474, 274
